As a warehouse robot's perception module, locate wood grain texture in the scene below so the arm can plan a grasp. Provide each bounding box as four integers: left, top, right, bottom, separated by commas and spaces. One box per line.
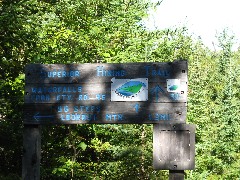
24, 102, 187, 124
169, 170, 185, 180
153, 124, 196, 170
24, 60, 188, 124
25, 60, 188, 84
22, 125, 41, 180
24, 82, 187, 103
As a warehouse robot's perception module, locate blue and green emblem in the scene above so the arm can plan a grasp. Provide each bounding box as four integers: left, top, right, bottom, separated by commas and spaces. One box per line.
169, 85, 179, 91
115, 81, 147, 97
111, 78, 148, 101
167, 79, 180, 92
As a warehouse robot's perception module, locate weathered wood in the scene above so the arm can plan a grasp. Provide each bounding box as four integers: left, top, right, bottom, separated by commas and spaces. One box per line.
24, 82, 187, 103
22, 125, 41, 180
25, 60, 188, 84
153, 124, 195, 170
24, 60, 188, 124
22, 61, 194, 179
169, 170, 185, 180
24, 103, 187, 124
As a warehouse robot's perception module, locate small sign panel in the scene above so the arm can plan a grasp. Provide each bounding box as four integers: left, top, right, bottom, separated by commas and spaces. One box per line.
153, 124, 196, 170
167, 79, 181, 92
111, 78, 148, 101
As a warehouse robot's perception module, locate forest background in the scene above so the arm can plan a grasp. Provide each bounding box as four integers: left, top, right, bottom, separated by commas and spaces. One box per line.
0, 0, 239, 179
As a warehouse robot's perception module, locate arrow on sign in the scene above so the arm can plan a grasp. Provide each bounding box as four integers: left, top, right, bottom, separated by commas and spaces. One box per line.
34, 112, 54, 121
150, 85, 164, 102
133, 103, 140, 113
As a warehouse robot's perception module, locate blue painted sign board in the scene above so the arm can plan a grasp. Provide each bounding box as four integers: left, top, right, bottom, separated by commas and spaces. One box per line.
24, 60, 188, 124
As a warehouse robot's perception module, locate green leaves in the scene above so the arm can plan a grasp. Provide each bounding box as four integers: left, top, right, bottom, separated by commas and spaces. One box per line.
187, 29, 240, 179
1, 0, 240, 179
78, 142, 87, 151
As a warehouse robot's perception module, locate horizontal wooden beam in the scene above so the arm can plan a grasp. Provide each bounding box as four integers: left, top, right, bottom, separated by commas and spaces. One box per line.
25, 82, 187, 103
24, 102, 187, 124
25, 60, 187, 84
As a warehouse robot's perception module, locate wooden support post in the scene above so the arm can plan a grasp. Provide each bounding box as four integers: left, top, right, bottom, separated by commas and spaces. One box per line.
22, 125, 41, 180
169, 170, 184, 180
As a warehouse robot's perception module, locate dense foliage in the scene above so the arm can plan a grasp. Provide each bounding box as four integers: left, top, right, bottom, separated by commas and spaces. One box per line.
0, 0, 239, 179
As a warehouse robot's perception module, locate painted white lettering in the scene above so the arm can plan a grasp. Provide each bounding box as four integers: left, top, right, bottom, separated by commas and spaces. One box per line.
46, 70, 80, 78
148, 113, 170, 121
60, 113, 96, 121
105, 114, 123, 121
144, 66, 170, 77
96, 66, 125, 77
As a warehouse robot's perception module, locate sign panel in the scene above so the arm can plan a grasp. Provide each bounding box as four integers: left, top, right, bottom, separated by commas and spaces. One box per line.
153, 124, 196, 170
24, 60, 188, 124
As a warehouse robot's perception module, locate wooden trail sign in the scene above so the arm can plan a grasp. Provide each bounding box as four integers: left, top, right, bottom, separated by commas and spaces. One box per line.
24, 60, 188, 124
23, 60, 194, 180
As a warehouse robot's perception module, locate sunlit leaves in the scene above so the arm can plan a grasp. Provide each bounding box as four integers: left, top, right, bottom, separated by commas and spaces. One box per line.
1, 0, 240, 179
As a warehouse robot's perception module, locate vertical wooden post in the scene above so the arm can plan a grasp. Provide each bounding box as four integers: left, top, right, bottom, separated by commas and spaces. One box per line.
22, 125, 41, 180
169, 170, 184, 180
